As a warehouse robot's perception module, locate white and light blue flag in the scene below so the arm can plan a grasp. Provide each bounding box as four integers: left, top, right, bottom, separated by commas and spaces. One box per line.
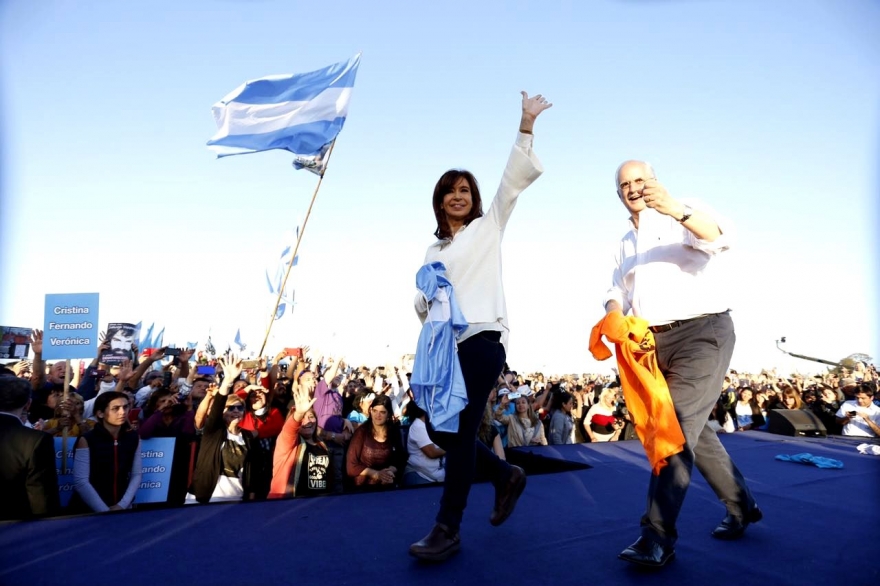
207, 54, 360, 174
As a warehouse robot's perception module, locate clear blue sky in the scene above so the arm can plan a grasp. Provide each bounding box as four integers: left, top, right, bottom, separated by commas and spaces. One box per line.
1, 0, 878, 374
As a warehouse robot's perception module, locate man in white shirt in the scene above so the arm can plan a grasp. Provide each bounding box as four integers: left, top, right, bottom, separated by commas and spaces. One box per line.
605, 161, 760, 569
835, 384, 880, 437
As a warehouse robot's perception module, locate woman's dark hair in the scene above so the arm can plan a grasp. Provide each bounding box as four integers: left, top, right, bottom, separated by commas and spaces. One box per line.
94, 391, 129, 421
432, 170, 483, 239
367, 395, 394, 425
403, 400, 427, 422
359, 394, 402, 457
550, 391, 572, 413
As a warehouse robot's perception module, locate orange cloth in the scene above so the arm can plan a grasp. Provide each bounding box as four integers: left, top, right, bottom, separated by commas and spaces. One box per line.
589, 311, 685, 475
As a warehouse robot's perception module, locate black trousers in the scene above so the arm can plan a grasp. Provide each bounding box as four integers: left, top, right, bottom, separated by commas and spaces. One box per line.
641, 312, 756, 546
433, 330, 512, 532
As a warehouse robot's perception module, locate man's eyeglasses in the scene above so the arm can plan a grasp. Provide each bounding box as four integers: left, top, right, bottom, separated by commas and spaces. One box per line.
618, 177, 654, 193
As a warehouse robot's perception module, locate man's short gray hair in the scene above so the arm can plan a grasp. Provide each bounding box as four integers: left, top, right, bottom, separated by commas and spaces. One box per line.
615, 160, 656, 189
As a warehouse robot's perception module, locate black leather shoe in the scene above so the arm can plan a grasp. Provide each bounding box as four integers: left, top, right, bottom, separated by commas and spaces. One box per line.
711, 506, 763, 540
490, 465, 527, 526
618, 536, 675, 568
409, 524, 461, 562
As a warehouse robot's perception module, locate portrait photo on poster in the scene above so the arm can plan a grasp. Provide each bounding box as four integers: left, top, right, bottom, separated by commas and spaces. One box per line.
102, 322, 140, 365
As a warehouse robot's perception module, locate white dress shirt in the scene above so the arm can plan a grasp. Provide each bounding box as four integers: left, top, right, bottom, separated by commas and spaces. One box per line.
604, 200, 734, 326
836, 400, 880, 437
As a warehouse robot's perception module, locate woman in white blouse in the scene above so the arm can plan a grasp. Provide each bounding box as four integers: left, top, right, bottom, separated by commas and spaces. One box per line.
409, 92, 552, 562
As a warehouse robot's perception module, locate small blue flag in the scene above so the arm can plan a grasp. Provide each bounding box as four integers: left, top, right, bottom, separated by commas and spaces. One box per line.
234, 328, 247, 352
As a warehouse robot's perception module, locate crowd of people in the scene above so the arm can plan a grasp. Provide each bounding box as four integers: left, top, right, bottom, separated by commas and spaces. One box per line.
708, 365, 880, 438
1, 326, 877, 522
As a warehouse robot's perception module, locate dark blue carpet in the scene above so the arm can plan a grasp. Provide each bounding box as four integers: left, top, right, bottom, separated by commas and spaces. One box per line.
1, 432, 878, 586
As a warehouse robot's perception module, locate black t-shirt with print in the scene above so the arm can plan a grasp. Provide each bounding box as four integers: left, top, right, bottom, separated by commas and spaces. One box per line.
295, 442, 331, 495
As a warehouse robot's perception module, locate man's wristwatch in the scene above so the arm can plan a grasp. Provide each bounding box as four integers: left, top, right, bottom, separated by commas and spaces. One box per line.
678, 205, 693, 224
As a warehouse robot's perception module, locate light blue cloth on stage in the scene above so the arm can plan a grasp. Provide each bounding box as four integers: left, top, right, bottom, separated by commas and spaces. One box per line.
775, 453, 844, 469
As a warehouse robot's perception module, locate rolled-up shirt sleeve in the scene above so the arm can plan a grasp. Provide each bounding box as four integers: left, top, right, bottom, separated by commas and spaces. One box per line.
486, 132, 544, 231
685, 199, 734, 255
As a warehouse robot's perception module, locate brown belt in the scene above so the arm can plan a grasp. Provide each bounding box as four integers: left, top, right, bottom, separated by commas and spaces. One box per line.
648, 311, 727, 334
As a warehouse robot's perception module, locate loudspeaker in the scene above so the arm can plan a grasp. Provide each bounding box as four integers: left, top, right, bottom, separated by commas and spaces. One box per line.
767, 409, 827, 438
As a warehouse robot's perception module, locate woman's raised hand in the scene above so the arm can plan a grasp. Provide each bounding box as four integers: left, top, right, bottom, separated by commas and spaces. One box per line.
218, 355, 243, 381
521, 91, 552, 120
292, 381, 316, 417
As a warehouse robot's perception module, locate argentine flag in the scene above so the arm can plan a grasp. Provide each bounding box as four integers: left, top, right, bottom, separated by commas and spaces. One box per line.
207, 54, 360, 172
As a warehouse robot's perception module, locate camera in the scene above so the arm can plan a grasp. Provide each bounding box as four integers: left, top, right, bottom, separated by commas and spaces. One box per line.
164, 347, 181, 357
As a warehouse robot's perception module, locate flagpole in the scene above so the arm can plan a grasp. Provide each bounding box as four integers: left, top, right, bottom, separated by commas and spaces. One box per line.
258, 139, 338, 357
62, 359, 70, 474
